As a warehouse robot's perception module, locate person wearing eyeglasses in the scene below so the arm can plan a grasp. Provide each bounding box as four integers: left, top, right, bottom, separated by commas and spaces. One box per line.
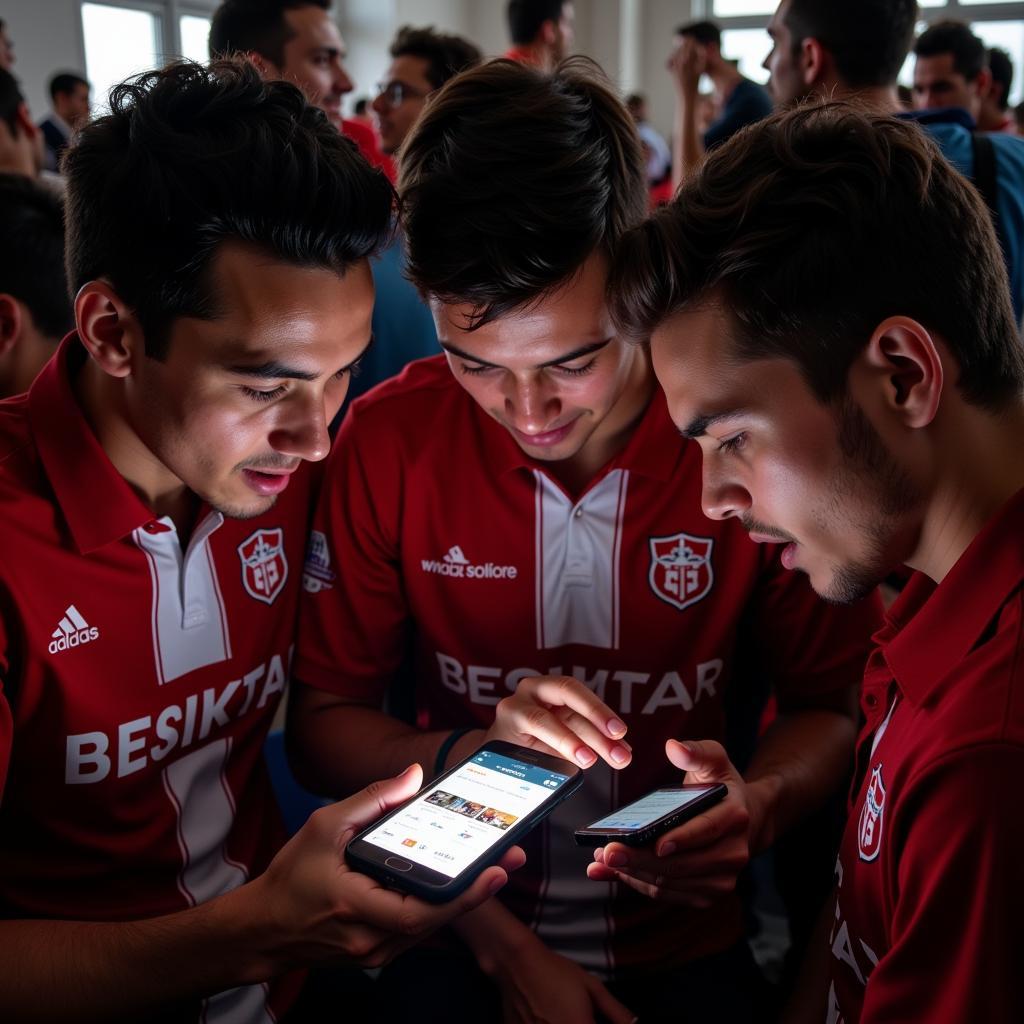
371, 25, 482, 157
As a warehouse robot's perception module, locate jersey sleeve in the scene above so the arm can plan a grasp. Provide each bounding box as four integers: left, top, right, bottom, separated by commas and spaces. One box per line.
292, 402, 410, 703
860, 745, 1024, 1023
0, 595, 15, 798
745, 551, 883, 708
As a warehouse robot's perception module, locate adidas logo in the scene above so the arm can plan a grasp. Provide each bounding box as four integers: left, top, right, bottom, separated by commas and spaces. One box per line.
443, 546, 469, 566
421, 545, 518, 581
48, 604, 100, 655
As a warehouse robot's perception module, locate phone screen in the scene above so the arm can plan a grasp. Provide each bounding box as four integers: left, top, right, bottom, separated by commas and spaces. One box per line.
586, 786, 719, 831
360, 749, 575, 879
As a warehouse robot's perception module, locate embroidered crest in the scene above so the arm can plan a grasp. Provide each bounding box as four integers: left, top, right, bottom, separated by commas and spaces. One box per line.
858, 764, 887, 862
648, 533, 714, 612
302, 530, 335, 593
238, 528, 288, 605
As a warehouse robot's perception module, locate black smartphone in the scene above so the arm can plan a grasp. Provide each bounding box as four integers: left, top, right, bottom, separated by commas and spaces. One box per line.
345, 740, 584, 902
573, 783, 727, 847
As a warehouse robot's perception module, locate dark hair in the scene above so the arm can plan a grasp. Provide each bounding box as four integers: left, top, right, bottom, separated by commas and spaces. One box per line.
507, 0, 565, 46
400, 56, 647, 328
0, 67, 24, 133
988, 47, 1013, 111
676, 21, 721, 48
209, 0, 328, 65
609, 101, 1024, 411
388, 25, 482, 90
914, 20, 986, 82
785, 0, 917, 89
353, 96, 368, 116
49, 72, 89, 102
64, 59, 395, 359
0, 173, 72, 339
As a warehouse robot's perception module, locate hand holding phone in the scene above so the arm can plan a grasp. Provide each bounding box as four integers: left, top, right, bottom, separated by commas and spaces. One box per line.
346, 741, 584, 902
586, 738, 752, 908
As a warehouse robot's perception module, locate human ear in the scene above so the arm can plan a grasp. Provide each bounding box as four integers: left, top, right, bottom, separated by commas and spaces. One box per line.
74, 280, 146, 379
853, 317, 943, 430
0, 293, 23, 357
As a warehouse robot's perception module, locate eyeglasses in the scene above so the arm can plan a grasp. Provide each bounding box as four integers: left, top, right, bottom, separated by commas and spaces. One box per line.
375, 80, 430, 107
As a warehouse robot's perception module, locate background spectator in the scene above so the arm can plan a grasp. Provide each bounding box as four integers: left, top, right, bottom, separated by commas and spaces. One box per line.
0, 18, 13, 72
38, 71, 90, 172
0, 68, 42, 180
913, 19, 991, 121
979, 46, 1015, 133
505, 0, 574, 70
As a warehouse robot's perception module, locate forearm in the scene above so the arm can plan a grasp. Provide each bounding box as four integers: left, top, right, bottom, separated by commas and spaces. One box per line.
0, 883, 272, 1022
672, 85, 704, 190
451, 896, 536, 979
744, 697, 857, 854
287, 687, 484, 794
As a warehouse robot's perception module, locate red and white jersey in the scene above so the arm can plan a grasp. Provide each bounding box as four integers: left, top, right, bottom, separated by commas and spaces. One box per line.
829, 488, 1024, 1024
0, 338, 313, 1023
296, 357, 881, 978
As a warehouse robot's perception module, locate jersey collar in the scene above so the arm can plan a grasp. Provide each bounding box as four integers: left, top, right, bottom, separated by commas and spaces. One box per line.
481, 386, 682, 484
28, 334, 155, 555
882, 485, 1024, 706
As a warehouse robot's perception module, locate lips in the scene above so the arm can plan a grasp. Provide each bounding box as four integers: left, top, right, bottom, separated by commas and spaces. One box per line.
241, 467, 296, 496
510, 418, 579, 449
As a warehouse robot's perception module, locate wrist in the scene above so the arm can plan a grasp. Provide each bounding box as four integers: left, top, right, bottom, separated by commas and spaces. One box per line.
207, 878, 283, 985
745, 772, 784, 853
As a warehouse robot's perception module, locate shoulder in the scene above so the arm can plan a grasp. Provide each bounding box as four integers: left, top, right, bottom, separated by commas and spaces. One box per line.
347, 356, 461, 426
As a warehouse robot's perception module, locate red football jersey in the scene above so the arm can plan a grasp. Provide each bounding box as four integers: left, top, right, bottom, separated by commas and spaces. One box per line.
0, 338, 312, 1023
295, 357, 881, 978
829, 488, 1024, 1023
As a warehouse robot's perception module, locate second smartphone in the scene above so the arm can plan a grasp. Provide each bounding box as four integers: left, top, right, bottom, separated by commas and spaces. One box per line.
345, 740, 584, 902
574, 783, 727, 847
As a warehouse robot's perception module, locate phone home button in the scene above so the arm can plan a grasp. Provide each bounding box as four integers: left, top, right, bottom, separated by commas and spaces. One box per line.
384, 856, 415, 872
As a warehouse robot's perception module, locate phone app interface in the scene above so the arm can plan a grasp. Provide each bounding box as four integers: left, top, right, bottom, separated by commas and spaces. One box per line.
363, 751, 573, 878
588, 786, 717, 831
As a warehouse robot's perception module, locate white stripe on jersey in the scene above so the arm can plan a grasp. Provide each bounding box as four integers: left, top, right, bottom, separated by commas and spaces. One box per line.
134, 512, 233, 685
533, 470, 629, 650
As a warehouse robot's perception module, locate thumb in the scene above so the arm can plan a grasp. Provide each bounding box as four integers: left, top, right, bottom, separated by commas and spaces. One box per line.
665, 738, 730, 781
336, 763, 423, 836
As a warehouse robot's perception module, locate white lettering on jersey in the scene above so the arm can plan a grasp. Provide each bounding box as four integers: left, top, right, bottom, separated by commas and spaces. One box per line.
64, 650, 288, 785
434, 652, 725, 715
48, 604, 100, 655
421, 544, 519, 580
828, 855, 880, 1009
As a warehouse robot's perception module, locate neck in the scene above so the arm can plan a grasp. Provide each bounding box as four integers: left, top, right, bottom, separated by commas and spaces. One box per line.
517, 39, 555, 72
547, 349, 656, 496
0, 334, 56, 399
820, 80, 902, 115
74, 356, 196, 531
907, 400, 1024, 583
709, 61, 742, 94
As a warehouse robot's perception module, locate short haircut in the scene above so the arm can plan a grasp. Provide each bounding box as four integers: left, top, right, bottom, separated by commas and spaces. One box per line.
400, 57, 647, 328
388, 25, 482, 91
507, 0, 565, 46
49, 72, 89, 101
209, 0, 328, 66
914, 20, 986, 82
0, 67, 24, 133
988, 47, 1013, 111
0, 173, 72, 339
676, 21, 721, 48
610, 101, 1024, 411
64, 59, 395, 360
785, 0, 917, 89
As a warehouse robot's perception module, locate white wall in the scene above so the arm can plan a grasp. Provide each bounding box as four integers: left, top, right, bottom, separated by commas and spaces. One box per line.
3, 0, 84, 118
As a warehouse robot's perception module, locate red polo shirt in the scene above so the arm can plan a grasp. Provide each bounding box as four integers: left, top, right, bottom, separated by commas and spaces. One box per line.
296, 356, 882, 978
0, 337, 314, 1023
830, 487, 1024, 1023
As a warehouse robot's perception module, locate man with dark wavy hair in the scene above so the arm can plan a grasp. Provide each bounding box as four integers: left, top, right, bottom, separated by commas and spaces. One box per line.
291, 56, 881, 1023
0, 59, 515, 1023
610, 99, 1024, 1024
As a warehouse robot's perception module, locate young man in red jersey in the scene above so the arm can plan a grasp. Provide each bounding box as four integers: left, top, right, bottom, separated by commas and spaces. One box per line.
0, 60, 517, 1023
291, 58, 882, 1022
610, 100, 1024, 1024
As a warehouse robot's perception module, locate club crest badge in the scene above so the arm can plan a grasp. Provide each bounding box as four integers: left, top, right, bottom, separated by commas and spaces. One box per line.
858, 764, 887, 862
648, 533, 714, 612
302, 529, 335, 593
238, 528, 288, 605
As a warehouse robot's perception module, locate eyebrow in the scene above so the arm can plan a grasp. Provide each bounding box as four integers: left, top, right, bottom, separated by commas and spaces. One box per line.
439, 338, 613, 370
227, 335, 374, 381
682, 409, 747, 439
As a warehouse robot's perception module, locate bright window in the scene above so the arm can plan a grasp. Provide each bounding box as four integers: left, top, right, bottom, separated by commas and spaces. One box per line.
720, 28, 770, 84
82, 3, 161, 114
179, 14, 212, 63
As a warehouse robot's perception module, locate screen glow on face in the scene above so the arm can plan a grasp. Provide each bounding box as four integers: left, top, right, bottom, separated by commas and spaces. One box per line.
586, 786, 716, 831
362, 751, 572, 878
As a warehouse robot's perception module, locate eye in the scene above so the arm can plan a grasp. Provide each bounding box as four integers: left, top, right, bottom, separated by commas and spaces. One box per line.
459, 362, 494, 377
553, 359, 596, 378
717, 432, 747, 454
241, 385, 286, 403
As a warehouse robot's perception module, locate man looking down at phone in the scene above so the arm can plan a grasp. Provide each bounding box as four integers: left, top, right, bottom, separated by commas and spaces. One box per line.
0, 59, 518, 1023
290, 57, 881, 1022
609, 100, 1024, 1023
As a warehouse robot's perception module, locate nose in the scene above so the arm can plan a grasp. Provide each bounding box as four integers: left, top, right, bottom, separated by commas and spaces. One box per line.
371, 91, 388, 115
335, 60, 354, 95
700, 458, 751, 522
504, 374, 560, 434
268, 392, 332, 463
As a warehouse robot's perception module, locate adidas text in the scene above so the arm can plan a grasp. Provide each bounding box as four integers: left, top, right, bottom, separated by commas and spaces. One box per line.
49, 605, 100, 655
